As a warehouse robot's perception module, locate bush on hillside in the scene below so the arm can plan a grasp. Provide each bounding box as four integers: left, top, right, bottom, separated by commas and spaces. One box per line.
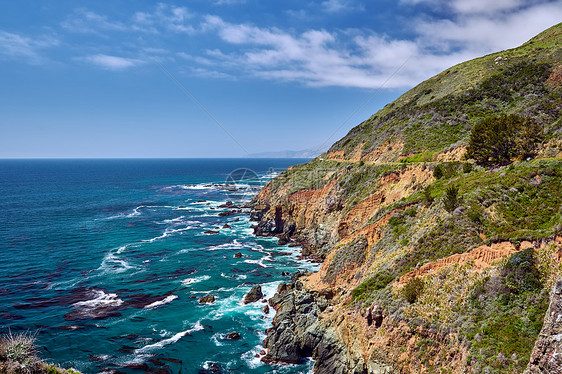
0, 330, 40, 373
466, 114, 543, 166
443, 186, 461, 213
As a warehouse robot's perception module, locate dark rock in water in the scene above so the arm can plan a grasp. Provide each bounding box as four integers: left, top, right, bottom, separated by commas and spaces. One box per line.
234, 252, 243, 258
222, 224, 231, 229
204, 230, 220, 235
234, 218, 240, 222
244, 285, 263, 304
218, 211, 235, 217
178, 206, 186, 209
288, 243, 300, 248
199, 362, 222, 373
263, 305, 270, 314
226, 332, 241, 340
277, 236, 289, 246
197, 200, 206, 203
199, 295, 216, 304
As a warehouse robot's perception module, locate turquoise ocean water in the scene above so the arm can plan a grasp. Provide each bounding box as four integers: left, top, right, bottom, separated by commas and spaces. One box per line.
0, 159, 318, 373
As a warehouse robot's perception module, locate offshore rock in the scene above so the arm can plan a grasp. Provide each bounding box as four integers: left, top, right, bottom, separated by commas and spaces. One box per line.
244, 285, 263, 304
199, 295, 215, 304
525, 278, 562, 373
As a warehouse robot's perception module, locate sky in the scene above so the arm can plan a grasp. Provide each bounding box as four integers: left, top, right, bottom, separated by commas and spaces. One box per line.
0, 0, 561, 158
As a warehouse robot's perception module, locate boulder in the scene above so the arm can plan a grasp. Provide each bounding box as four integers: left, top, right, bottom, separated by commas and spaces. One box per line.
226, 332, 241, 340
234, 252, 243, 258
199, 295, 215, 304
222, 224, 231, 229
203, 230, 219, 235
244, 285, 263, 304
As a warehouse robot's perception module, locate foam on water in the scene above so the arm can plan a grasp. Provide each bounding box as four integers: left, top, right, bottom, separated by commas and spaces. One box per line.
135, 321, 204, 353
143, 294, 178, 309
181, 275, 211, 286
73, 289, 124, 309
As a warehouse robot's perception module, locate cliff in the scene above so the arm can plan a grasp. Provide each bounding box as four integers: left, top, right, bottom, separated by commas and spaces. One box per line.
251, 23, 562, 373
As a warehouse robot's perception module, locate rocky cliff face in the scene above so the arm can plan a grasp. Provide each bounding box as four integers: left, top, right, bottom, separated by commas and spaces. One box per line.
251, 23, 562, 374
525, 279, 562, 374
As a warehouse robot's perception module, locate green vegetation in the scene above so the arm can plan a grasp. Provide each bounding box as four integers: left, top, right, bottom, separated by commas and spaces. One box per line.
352, 269, 396, 302
443, 186, 460, 213
403, 278, 424, 303
466, 114, 543, 166
466, 249, 547, 372
0, 331, 75, 374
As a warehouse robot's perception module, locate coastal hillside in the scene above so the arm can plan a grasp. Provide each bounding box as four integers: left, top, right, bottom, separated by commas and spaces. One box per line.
251, 23, 562, 373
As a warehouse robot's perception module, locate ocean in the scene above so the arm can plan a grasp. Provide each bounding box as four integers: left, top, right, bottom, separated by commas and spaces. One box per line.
0, 159, 318, 374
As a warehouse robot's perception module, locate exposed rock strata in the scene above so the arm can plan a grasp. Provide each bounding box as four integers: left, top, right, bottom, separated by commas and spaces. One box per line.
525, 279, 562, 374
263, 274, 393, 373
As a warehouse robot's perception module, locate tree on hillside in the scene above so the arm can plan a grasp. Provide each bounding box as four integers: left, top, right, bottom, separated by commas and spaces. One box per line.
466, 114, 543, 166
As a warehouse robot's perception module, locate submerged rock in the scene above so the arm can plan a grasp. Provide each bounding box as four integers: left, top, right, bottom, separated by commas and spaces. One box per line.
244, 285, 263, 304
233, 252, 243, 258
226, 332, 241, 340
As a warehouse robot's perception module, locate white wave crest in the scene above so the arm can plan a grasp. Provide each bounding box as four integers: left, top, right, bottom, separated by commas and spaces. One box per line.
136, 321, 204, 353
144, 295, 178, 309
181, 275, 211, 286
73, 289, 124, 309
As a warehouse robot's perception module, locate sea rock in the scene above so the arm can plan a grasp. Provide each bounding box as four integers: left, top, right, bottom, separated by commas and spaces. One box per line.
263, 305, 270, 314
223, 224, 231, 229
199, 295, 216, 304
244, 285, 263, 304
203, 230, 219, 235
218, 211, 235, 217
234, 252, 243, 258
226, 332, 241, 340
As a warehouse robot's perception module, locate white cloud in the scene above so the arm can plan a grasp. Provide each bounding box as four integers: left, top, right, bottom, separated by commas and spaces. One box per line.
194, 1, 562, 89
83, 54, 145, 70
61, 9, 127, 33
132, 4, 195, 34
416, 2, 562, 52
0, 30, 58, 64
321, 0, 361, 13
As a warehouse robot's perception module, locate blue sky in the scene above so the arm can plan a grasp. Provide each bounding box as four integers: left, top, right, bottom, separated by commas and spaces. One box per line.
1, 0, 560, 158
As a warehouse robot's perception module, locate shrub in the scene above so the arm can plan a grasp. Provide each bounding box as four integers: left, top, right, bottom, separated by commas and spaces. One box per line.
433, 164, 443, 179
0, 330, 40, 373
403, 277, 424, 303
466, 114, 543, 166
443, 186, 461, 213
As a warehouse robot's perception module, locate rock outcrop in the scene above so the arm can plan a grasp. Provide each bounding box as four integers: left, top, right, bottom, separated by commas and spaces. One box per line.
244, 285, 263, 304
262, 274, 386, 373
525, 279, 562, 374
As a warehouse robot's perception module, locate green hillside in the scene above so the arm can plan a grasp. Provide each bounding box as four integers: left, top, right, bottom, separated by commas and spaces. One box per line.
329, 22, 562, 158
